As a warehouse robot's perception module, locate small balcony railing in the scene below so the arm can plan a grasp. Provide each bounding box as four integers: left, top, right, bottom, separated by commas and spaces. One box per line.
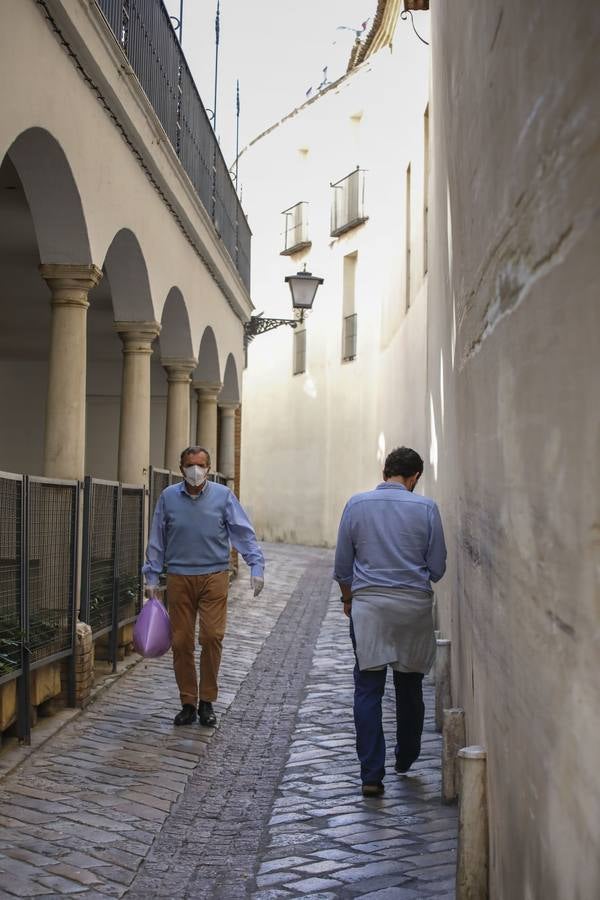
95, 0, 251, 291
330, 168, 368, 237
342, 313, 358, 361
281, 202, 311, 255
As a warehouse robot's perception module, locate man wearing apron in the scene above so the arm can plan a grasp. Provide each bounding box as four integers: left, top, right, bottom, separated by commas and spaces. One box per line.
334, 446, 446, 797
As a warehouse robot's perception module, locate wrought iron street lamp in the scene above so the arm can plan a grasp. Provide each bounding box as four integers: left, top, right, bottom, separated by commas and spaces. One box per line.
244, 267, 324, 348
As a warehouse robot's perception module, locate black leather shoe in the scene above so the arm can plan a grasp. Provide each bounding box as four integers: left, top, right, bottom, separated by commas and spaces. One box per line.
174, 704, 197, 726
198, 700, 217, 727
362, 782, 385, 797
395, 757, 416, 774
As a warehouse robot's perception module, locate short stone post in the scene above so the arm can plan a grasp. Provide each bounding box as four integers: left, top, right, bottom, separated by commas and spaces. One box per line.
435, 638, 451, 731
74, 622, 94, 708
456, 746, 488, 900
442, 707, 466, 803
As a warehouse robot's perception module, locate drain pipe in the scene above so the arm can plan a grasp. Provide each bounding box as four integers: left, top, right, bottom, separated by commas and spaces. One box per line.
435, 638, 452, 731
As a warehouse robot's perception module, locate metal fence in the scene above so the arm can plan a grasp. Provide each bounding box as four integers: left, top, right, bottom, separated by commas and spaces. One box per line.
95, 0, 251, 290
0, 474, 23, 690
149, 466, 171, 523
80, 478, 144, 669
0, 463, 232, 743
0, 473, 79, 743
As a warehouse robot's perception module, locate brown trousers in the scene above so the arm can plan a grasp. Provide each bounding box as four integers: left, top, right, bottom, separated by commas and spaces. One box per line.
167, 572, 229, 705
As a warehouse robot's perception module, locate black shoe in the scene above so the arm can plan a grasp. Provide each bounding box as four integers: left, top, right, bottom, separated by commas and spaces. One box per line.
198, 700, 217, 727
395, 758, 414, 774
174, 704, 197, 726
362, 782, 385, 797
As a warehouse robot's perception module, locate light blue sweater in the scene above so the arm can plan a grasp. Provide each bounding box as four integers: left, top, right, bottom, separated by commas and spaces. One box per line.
142, 481, 264, 586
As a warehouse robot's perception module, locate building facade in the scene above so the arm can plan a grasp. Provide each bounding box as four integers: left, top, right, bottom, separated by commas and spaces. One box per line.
240, 2, 431, 546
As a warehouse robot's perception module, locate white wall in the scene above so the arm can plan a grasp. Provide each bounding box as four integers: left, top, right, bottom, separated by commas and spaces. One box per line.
241, 21, 431, 546
428, 1, 600, 896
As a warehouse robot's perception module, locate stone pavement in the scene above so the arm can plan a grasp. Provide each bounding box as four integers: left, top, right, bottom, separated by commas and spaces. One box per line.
0, 543, 456, 898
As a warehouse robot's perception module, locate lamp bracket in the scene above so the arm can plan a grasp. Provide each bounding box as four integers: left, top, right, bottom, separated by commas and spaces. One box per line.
244, 315, 298, 348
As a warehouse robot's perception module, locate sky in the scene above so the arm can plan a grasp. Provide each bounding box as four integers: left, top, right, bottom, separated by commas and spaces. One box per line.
163, 0, 378, 170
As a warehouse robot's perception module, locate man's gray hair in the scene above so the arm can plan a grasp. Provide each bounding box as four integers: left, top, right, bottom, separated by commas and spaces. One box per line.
180, 445, 211, 466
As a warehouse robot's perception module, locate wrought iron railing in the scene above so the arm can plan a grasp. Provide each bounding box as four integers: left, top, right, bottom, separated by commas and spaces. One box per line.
342, 313, 358, 361
95, 0, 251, 290
331, 167, 368, 237
293, 328, 307, 375
281, 202, 311, 255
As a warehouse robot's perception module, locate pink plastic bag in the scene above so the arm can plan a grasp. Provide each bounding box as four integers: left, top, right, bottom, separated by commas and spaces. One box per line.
133, 597, 172, 658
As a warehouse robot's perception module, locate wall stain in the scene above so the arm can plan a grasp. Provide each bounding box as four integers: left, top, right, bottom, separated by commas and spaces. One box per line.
545, 608, 576, 638
490, 9, 504, 52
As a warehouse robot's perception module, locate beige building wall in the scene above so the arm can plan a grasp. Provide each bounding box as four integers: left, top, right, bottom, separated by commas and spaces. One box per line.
241, 17, 431, 546
0, 0, 248, 481
428, 1, 600, 896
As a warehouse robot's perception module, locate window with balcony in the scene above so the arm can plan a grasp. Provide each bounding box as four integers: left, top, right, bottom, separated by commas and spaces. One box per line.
330, 168, 368, 237
342, 252, 358, 362
342, 314, 358, 362
281, 202, 311, 255
293, 328, 307, 375
405, 163, 412, 310
423, 103, 430, 275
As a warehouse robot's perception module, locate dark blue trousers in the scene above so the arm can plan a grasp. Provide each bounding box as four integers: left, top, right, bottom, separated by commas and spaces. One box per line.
350, 619, 425, 785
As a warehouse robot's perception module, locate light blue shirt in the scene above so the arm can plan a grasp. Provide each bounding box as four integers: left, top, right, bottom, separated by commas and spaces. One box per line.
334, 482, 446, 594
143, 481, 265, 586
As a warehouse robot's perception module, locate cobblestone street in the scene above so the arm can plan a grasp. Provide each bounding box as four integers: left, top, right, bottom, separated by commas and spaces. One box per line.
0, 544, 456, 899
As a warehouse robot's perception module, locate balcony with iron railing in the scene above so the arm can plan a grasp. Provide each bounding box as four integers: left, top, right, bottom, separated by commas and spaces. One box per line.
330, 167, 368, 238
281, 202, 311, 255
96, 0, 250, 291
342, 313, 358, 361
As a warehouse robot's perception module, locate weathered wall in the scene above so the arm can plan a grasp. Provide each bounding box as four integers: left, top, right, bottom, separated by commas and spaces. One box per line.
241, 20, 431, 546
428, 2, 600, 896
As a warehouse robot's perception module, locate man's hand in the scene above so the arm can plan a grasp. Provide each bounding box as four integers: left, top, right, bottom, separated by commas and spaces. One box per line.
251, 575, 264, 597
343, 600, 352, 618
144, 584, 163, 600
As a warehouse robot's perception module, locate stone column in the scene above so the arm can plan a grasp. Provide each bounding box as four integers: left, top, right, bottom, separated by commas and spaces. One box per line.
193, 382, 222, 466
218, 402, 238, 487
40, 264, 102, 480
114, 321, 161, 486
162, 358, 196, 471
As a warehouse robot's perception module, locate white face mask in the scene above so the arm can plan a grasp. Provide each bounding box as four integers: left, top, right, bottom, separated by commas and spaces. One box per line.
183, 465, 207, 487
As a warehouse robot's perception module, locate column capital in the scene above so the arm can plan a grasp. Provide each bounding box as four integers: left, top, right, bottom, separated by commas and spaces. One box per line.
218, 401, 240, 413
161, 357, 197, 383
40, 263, 103, 308
115, 320, 161, 354
193, 381, 223, 399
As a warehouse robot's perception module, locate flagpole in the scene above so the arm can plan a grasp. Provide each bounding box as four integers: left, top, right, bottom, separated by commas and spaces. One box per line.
234, 80, 240, 190
213, 0, 221, 134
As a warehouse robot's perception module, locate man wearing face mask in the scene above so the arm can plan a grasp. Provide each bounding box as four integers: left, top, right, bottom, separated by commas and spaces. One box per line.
143, 445, 265, 727
334, 446, 446, 797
